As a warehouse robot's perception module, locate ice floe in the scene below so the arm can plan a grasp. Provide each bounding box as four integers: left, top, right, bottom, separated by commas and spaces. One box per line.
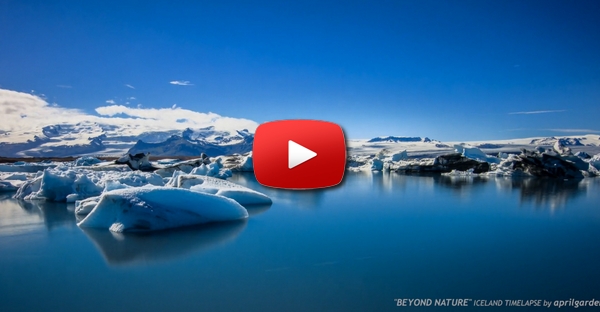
166, 173, 271, 205
14, 167, 163, 202
74, 156, 102, 167
77, 187, 249, 232
454, 144, 500, 164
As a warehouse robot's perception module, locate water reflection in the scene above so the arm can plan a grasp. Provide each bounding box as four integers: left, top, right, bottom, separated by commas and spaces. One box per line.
0, 196, 75, 236
432, 175, 589, 210
230, 173, 326, 209
245, 204, 272, 217
17, 200, 76, 231
509, 178, 586, 211
82, 220, 247, 266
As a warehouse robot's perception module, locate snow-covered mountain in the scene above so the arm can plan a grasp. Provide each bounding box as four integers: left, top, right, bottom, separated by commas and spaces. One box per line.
367, 136, 431, 143
0, 123, 254, 157
127, 129, 254, 157
0, 88, 260, 157
1, 118, 599, 159
349, 134, 600, 158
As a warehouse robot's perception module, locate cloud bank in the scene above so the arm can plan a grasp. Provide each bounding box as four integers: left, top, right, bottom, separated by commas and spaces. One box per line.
0, 88, 258, 143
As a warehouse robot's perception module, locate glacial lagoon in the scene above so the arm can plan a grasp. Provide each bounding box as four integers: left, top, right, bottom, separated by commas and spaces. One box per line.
1, 173, 600, 311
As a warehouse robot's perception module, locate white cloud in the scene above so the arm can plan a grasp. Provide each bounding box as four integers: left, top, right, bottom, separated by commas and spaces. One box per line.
128, 96, 136, 100
0, 88, 258, 143
545, 128, 600, 133
106, 99, 116, 104
508, 110, 566, 115
125, 84, 135, 89
170, 80, 193, 86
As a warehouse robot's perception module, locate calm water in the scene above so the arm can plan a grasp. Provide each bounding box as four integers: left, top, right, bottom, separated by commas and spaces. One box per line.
1, 173, 600, 311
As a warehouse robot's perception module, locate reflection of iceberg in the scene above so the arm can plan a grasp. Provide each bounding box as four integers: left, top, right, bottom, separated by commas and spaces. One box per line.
245, 204, 272, 217
0, 197, 76, 236
16, 200, 76, 231
82, 220, 247, 266
230, 173, 325, 209
433, 175, 587, 210
511, 178, 585, 211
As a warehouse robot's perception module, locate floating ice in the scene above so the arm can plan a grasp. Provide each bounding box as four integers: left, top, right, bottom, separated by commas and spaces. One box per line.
75, 196, 100, 215
0, 163, 56, 173
371, 159, 384, 171
0, 181, 18, 192
454, 144, 500, 164
77, 187, 249, 232
14, 167, 164, 202
74, 156, 102, 167
391, 150, 408, 161
167, 173, 271, 205
238, 153, 253, 171
189, 158, 232, 179
442, 169, 476, 176
588, 153, 600, 171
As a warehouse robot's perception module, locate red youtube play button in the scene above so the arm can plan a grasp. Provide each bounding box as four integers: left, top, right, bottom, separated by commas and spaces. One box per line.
253, 120, 346, 189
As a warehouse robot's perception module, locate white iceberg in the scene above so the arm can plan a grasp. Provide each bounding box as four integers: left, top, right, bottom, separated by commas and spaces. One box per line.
74, 196, 100, 215
190, 158, 232, 179
14, 167, 164, 202
589, 153, 600, 171
454, 144, 500, 164
167, 173, 272, 205
77, 187, 249, 232
391, 150, 408, 161
0, 163, 57, 173
442, 169, 477, 176
74, 156, 102, 167
237, 153, 254, 171
370, 158, 384, 171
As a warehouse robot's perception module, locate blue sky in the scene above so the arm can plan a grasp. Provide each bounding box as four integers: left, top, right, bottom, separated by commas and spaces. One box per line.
1, 0, 599, 140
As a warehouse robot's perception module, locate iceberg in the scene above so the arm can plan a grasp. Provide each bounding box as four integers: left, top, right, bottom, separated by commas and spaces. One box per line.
391, 150, 408, 161
589, 153, 600, 171
167, 173, 272, 205
237, 153, 254, 171
454, 144, 500, 164
0, 181, 18, 192
77, 187, 249, 232
0, 163, 56, 173
74, 196, 100, 215
14, 167, 164, 202
189, 158, 232, 179
74, 156, 102, 167
370, 159, 384, 171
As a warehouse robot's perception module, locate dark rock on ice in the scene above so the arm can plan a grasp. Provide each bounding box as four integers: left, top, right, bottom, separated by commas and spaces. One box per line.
433, 153, 491, 173
513, 149, 584, 179
575, 151, 591, 159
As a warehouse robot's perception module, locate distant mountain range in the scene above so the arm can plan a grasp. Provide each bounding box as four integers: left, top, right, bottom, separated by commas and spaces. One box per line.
127, 129, 254, 157
0, 122, 597, 158
0, 123, 254, 157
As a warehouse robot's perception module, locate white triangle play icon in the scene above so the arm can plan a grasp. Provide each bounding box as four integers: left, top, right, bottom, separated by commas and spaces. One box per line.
288, 140, 317, 169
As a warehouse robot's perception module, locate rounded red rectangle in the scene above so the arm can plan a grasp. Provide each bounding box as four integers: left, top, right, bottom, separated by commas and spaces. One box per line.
253, 120, 346, 190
